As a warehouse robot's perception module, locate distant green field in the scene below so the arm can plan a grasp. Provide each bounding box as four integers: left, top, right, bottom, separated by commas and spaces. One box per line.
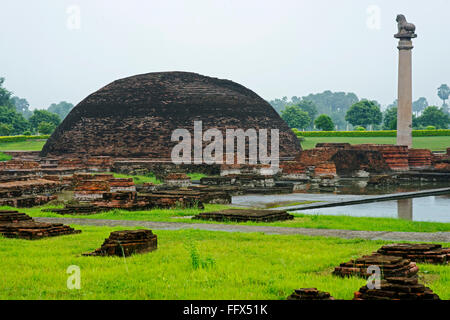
0, 137, 449, 152
0, 139, 46, 151
301, 136, 450, 151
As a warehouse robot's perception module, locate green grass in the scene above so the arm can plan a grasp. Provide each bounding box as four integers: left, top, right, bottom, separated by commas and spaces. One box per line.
0, 139, 47, 151
1, 137, 448, 152
301, 136, 450, 151
104, 172, 162, 185
12, 204, 450, 233
101, 172, 206, 185
1, 225, 448, 300
0, 152, 12, 161
187, 173, 207, 180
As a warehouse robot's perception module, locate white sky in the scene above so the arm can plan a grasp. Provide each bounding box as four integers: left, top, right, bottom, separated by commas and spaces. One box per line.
1, 0, 449, 109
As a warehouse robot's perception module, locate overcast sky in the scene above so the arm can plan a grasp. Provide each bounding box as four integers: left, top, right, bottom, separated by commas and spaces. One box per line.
1, 0, 449, 110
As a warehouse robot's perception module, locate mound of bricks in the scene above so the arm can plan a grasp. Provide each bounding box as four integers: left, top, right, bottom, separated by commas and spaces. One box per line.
0, 210, 80, 240
377, 243, 450, 264
333, 253, 418, 278
83, 230, 157, 257
287, 288, 335, 300
0, 210, 33, 223
353, 276, 440, 300
193, 209, 294, 222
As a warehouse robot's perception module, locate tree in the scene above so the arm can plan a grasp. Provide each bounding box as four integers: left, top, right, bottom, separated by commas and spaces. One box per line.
0, 77, 13, 108
47, 101, 74, 120
345, 100, 382, 129
437, 84, 450, 107
383, 107, 397, 130
412, 97, 428, 116
0, 106, 30, 135
11, 96, 32, 119
281, 105, 311, 130
295, 100, 318, 128
0, 123, 12, 136
37, 121, 56, 135
386, 99, 398, 109
314, 114, 335, 131
29, 110, 61, 131
417, 106, 450, 129
268, 96, 289, 113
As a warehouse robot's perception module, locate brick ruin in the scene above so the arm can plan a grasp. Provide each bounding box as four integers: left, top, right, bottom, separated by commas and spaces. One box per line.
0, 210, 80, 240
377, 243, 450, 264
353, 276, 440, 300
40, 72, 301, 159
193, 209, 294, 222
287, 288, 335, 300
83, 230, 157, 257
332, 253, 419, 279
48, 173, 205, 215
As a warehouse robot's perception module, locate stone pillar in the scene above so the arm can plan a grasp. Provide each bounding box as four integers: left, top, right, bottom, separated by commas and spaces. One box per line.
395, 15, 417, 149
397, 198, 413, 221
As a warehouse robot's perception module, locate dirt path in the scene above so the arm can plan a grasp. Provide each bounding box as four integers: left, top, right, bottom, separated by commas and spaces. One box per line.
35, 217, 450, 242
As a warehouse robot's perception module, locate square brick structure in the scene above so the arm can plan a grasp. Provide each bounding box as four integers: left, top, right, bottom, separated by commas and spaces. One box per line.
193, 209, 294, 222
353, 276, 440, 300
333, 253, 418, 279
83, 230, 157, 257
0, 210, 81, 240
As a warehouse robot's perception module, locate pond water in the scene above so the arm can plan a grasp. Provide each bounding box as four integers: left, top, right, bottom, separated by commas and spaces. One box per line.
232, 193, 450, 223
292, 195, 450, 223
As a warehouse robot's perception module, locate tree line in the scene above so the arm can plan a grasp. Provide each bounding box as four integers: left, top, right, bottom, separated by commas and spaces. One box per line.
272, 86, 450, 131
0, 77, 74, 136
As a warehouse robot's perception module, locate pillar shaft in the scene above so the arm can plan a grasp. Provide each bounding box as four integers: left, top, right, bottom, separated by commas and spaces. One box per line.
397, 39, 413, 148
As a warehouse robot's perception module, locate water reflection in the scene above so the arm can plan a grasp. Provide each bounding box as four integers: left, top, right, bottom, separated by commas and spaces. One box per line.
397, 198, 413, 221
293, 195, 450, 223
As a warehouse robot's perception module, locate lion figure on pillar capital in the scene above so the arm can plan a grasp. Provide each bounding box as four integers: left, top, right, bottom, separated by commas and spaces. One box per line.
395, 14, 416, 38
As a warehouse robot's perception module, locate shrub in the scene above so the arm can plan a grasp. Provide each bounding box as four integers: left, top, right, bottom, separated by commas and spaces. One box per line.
0, 135, 50, 143
426, 125, 436, 130
293, 129, 450, 137
314, 114, 335, 131
355, 126, 366, 131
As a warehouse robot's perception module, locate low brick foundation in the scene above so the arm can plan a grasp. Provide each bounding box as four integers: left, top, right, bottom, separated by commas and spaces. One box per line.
377, 243, 450, 264
353, 277, 440, 300
83, 230, 157, 257
0, 211, 81, 240
193, 209, 294, 222
287, 288, 335, 300
333, 253, 418, 278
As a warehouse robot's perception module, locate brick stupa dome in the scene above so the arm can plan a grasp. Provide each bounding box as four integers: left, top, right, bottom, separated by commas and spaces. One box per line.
41, 72, 302, 159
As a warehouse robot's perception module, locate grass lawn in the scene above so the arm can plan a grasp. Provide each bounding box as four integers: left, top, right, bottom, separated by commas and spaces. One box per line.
1, 225, 448, 300
0, 139, 47, 151
0, 152, 12, 161
301, 136, 450, 151
1, 137, 449, 152
12, 204, 450, 233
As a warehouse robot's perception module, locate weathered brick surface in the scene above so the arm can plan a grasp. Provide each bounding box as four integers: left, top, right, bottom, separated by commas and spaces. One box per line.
408, 149, 432, 169
83, 230, 157, 257
377, 243, 450, 264
353, 277, 440, 300
350, 144, 409, 171
193, 209, 294, 222
0, 211, 81, 240
287, 288, 335, 300
333, 253, 418, 279
41, 72, 301, 159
